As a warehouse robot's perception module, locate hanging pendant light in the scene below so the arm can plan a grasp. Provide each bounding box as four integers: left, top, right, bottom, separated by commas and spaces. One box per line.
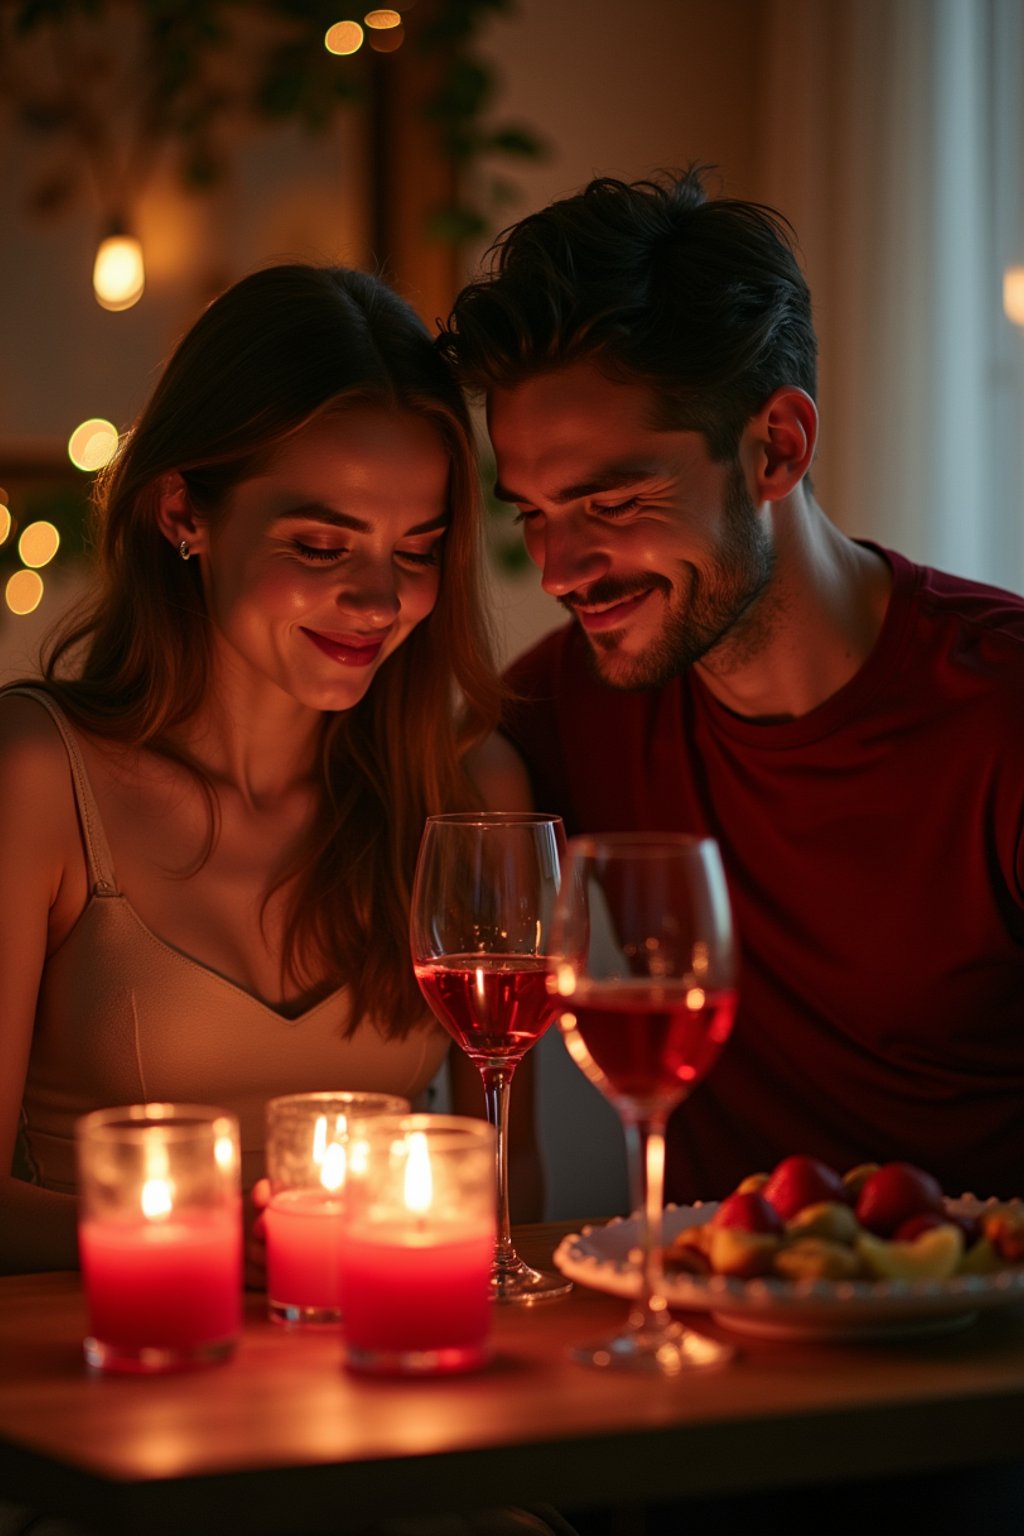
93, 225, 145, 312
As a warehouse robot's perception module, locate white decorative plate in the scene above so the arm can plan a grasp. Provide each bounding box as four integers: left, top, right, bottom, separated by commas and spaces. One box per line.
553, 1199, 1024, 1340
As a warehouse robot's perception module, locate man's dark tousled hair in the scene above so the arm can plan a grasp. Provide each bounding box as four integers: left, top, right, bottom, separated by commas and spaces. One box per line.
438, 166, 817, 461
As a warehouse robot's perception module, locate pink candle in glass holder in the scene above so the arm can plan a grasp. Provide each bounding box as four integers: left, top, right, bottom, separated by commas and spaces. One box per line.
339, 1113, 496, 1375
75, 1103, 242, 1374
264, 1091, 409, 1326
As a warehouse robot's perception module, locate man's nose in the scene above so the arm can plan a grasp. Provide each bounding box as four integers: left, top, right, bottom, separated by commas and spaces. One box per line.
535, 517, 610, 598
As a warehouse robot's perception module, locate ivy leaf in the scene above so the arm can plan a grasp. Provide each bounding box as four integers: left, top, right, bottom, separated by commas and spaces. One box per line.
484, 124, 547, 158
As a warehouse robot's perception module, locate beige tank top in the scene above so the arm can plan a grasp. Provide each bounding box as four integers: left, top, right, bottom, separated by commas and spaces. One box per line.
11, 688, 449, 1193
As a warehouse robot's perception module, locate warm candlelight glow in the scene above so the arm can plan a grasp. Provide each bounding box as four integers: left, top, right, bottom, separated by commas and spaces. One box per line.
93, 233, 145, 311
321, 1141, 346, 1192
68, 418, 119, 472
403, 1131, 433, 1212
18, 520, 59, 569
141, 1177, 173, 1219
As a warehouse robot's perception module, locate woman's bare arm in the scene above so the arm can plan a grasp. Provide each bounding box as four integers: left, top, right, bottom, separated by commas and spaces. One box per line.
0, 696, 83, 1272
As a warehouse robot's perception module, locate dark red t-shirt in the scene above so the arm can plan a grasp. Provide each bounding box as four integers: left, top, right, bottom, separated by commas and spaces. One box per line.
503, 548, 1024, 1202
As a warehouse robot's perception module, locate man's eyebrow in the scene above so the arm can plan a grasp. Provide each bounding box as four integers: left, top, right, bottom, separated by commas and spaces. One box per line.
272, 504, 449, 536
492, 466, 657, 506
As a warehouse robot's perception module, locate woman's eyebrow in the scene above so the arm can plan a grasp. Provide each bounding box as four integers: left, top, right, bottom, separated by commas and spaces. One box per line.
272, 504, 449, 535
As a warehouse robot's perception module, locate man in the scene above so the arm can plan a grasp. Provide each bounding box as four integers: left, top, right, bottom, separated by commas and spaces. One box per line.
440, 168, 1024, 1204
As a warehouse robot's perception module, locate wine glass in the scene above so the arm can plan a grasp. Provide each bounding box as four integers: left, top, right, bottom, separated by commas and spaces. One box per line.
411, 812, 572, 1303
549, 832, 738, 1370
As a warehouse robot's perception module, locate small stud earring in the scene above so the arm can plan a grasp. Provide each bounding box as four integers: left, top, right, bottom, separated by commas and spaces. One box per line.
178, 540, 191, 561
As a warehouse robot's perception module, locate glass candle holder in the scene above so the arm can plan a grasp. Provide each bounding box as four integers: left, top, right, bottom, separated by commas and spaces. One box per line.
339, 1113, 497, 1376
264, 1090, 409, 1325
75, 1103, 242, 1374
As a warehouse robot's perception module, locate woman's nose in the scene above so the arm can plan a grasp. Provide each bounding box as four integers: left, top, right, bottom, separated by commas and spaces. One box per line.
334, 556, 401, 625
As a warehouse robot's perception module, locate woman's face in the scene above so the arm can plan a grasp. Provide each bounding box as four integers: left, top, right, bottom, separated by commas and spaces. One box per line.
197, 405, 450, 714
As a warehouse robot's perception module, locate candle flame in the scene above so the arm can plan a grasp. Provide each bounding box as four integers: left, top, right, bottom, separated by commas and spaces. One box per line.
403, 1132, 432, 1213
141, 1177, 173, 1219
320, 1140, 346, 1192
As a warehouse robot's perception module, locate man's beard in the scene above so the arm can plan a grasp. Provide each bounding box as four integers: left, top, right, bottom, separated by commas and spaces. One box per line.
564, 459, 774, 692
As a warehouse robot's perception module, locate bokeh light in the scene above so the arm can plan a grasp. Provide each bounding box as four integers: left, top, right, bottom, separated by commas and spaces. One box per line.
5, 569, 44, 616
368, 20, 403, 50
325, 20, 364, 54
18, 521, 60, 569
1004, 266, 1024, 326
93, 233, 145, 311
68, 418, 119, 472
0, 504, 11, 545
365, 9, 402, 26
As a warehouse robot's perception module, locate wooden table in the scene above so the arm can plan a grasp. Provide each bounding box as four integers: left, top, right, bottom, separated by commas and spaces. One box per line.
2, 1223, 1024, 1535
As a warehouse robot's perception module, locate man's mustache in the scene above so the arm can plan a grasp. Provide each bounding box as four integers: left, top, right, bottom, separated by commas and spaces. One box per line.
559, 574, 672, 613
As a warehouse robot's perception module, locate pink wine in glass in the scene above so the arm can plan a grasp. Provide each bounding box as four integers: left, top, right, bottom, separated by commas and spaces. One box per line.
564, 981, 737, 1110
414, 954, 560, 1065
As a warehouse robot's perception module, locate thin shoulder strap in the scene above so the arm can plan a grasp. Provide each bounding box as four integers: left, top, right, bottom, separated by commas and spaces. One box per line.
2, 685, 119, 895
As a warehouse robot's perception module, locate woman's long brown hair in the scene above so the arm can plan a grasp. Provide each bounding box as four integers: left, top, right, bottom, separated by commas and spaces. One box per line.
39, 265, 502, 1035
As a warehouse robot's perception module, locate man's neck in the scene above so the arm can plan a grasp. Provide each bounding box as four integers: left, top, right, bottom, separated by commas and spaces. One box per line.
694, 497, 893, 722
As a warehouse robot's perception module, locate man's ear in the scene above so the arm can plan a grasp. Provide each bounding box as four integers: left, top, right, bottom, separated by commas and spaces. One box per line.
154, 473, 208, 556
745, 387, 818, 502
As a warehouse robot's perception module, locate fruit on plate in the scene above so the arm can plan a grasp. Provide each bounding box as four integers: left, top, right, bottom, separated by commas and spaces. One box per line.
761, 1154, 850, 1219
774, 1236, 863, 1282
710, 1190, 785, 1236
785, 1199, 861, 1245
855, 1162, 945, 1236
708, 1225, 780, 1278
662, 1153, 1024, 1285
856, 1225, 963, 1281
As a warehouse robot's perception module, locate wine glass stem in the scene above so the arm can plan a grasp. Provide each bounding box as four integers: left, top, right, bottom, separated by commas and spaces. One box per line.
479, 1064, 516, 1264
623, 1113, 669, 1333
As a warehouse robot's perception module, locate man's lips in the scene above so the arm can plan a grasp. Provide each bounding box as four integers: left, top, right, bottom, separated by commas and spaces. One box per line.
301, 627, 389, 667
566, 589, 654, 633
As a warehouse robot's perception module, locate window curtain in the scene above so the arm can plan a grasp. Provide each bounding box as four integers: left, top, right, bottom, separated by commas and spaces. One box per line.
756, 0, 1024, 591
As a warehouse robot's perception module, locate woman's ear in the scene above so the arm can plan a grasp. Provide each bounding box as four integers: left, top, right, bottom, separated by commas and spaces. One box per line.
745, 387, 818, 503
154, 473, 208, 558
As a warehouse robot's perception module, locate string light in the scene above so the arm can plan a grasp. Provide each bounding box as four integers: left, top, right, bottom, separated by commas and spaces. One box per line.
68, 418, 119, 472
325, 20, 364, 54
18, 521, 60, 570
93, 231, 145, 311
5, 569, 44, 617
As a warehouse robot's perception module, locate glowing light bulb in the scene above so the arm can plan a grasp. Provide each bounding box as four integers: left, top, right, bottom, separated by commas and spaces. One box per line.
68, 418, 119, 472
1004, 266, 1024, 326
325, 20, 364, 54
93, 233, 145, 311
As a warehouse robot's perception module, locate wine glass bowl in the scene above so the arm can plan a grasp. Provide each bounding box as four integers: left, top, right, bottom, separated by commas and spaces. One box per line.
411, 812, 572, 1303
550, 832, 738, 1370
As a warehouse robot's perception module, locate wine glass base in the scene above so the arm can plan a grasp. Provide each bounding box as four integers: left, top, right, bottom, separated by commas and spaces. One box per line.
570, 1319, 735, 1373
491, 1255, 573, 1305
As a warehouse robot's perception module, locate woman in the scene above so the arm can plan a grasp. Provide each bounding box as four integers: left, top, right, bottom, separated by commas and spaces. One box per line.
0, 263, 537, 1276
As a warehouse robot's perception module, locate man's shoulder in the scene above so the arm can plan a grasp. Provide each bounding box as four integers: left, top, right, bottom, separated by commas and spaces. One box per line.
894, 548, 1024, 648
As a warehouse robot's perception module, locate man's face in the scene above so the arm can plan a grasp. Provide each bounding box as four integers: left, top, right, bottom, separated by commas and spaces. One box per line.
487, 358, 774, 690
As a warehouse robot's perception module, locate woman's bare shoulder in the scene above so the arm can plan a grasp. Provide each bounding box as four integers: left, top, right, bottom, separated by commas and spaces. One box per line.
0, 691, 74, 804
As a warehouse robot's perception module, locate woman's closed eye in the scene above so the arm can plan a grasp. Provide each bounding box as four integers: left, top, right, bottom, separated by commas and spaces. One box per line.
294, 539, 347, 563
